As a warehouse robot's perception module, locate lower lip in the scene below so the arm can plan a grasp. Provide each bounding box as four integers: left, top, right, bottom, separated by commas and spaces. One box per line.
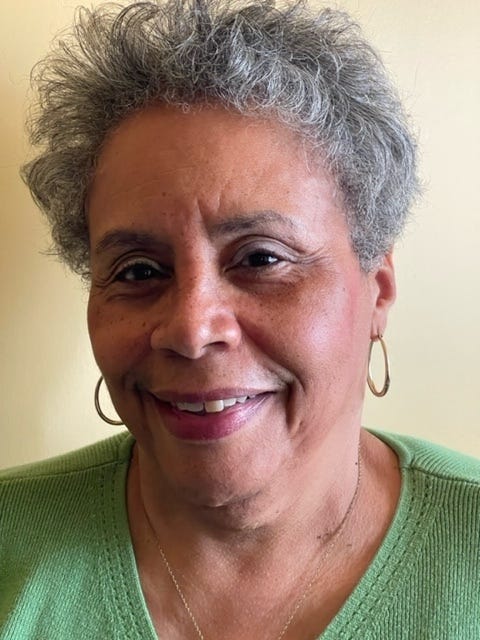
151, 394, 271, 442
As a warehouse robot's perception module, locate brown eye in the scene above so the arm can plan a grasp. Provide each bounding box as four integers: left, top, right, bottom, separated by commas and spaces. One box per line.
241, 252, 280, 267
114, 259, 170, 282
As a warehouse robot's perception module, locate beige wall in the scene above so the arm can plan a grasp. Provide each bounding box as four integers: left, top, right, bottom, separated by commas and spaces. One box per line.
1, 1, 479, 469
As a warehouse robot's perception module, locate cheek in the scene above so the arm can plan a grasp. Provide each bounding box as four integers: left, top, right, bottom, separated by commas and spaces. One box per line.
298, 299, 359, 385
243, 273, 370, 385
87, 298, 150, 378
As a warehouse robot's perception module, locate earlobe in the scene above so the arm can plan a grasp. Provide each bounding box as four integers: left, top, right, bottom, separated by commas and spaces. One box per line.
370, 252, 396, 339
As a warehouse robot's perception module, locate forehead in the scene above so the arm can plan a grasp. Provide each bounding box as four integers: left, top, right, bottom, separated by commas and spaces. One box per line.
87, 104, 345, 240
95, 105, 311, 173
101, 103, 308, 156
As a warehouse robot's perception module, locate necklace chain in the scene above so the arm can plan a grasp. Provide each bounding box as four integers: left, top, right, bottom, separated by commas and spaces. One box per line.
275, 455, 362, 639
157, 546, 206, 640
145, 454, 361, 640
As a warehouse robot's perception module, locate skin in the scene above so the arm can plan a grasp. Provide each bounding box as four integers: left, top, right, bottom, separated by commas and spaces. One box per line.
87, 105, 400, 639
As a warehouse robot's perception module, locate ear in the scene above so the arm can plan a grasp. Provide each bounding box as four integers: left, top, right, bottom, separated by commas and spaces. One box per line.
369, 252, 396, 339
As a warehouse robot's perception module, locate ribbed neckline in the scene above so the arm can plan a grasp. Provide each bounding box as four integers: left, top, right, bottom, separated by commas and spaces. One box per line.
320, 429, 439, 638
101, 433, 158, 639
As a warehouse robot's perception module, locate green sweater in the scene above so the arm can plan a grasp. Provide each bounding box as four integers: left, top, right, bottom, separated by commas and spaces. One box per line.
1, 430, 480, 639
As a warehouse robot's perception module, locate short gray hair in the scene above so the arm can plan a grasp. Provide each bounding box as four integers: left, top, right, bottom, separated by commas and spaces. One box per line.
22, 0, 419, 276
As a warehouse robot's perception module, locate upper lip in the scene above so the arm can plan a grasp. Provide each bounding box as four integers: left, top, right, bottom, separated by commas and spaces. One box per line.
149, 389, 274, 404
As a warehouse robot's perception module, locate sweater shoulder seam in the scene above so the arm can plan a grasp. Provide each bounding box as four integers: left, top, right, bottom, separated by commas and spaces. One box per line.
404, 462, 480, 488
0, 457, 127, 485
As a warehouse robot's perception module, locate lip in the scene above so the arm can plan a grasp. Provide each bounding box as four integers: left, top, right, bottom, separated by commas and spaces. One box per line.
149, 391, 273, 441
152, 388, 268, 404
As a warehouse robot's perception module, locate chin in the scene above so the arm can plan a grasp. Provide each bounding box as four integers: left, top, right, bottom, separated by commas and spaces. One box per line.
147, 428, 287, 514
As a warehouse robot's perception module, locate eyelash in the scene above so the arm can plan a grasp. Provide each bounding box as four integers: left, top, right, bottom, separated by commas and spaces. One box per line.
235, 250, 282, 268
113, 257, 169, 283
111, 246, 286, 284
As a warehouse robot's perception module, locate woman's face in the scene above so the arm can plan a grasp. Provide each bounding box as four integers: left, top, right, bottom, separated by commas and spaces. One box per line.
87, 105, 394, 505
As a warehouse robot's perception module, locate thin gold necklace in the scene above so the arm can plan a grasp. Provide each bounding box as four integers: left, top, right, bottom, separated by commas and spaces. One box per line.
144, 455, 361, 640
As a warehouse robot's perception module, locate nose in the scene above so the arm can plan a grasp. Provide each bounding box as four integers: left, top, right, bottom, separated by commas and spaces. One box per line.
150, 273, 242, 359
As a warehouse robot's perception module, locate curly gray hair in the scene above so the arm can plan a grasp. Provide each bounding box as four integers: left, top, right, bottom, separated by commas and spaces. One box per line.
22, 0, 419, 276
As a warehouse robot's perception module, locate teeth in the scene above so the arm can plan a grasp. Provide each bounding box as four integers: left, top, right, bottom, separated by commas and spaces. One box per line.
172, 395, 256, 414
176, 402, 204, 412
204, 400, 224, 413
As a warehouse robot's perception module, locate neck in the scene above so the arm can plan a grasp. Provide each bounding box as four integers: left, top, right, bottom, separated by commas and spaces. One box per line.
128, 427, 362, 562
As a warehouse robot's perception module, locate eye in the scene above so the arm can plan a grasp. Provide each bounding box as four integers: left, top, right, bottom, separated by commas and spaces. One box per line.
114, 258, 170, 283
238, 250, 281, 268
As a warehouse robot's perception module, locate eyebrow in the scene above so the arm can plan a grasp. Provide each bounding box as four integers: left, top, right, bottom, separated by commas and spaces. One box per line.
209, 210, 300, 236
93, 230, 165, 256
93, 210, 302, 256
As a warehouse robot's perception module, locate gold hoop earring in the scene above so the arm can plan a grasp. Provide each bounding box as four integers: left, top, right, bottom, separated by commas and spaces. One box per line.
367, 335, 390, 397
94, 376, 124, 425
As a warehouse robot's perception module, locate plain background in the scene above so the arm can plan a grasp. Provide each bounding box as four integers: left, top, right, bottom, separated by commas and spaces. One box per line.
1, 0, 479, 469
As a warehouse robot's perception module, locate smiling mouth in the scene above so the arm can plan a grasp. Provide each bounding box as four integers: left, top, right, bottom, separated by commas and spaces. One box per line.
171, 395, 258, 414
150, 391, 273, 440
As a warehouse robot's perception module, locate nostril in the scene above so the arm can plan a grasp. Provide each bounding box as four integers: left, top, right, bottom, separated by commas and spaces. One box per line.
149, 304, 242, 358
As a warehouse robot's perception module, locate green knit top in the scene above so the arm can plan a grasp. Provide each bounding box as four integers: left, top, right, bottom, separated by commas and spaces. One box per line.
1, 430, 480, 639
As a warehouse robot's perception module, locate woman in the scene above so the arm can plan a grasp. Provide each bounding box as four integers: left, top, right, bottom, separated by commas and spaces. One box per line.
1, 1, 479, 638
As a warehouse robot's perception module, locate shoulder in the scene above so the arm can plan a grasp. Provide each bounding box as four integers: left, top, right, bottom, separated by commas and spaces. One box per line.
363, 430, 480, 632
0, 432, 136, 636
0, 430, 134, 560
372, 429, 480, 486
372, 428, 480, 551
0, 431, 134, 540
0, 430, 134, 483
